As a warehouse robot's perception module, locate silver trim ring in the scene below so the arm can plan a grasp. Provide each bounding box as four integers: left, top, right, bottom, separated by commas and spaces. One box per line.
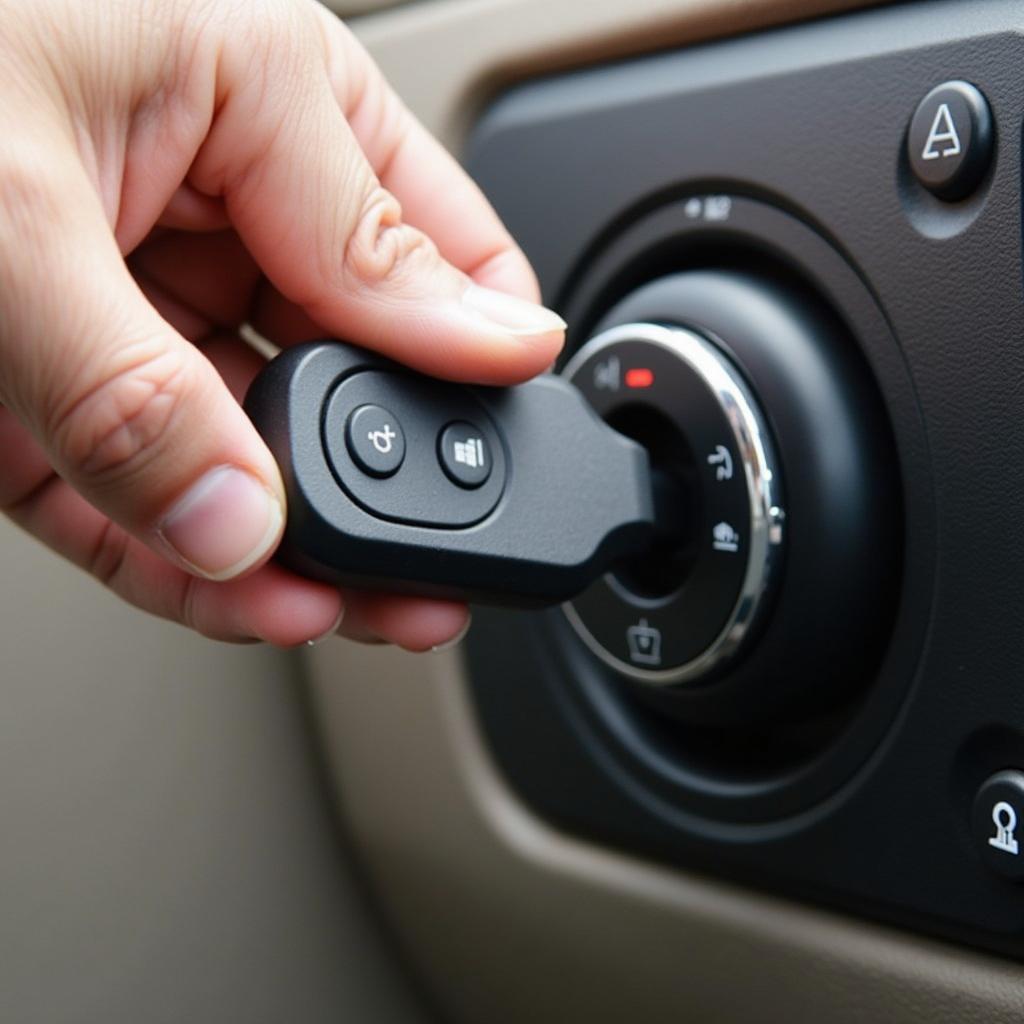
561, 322, 785, 687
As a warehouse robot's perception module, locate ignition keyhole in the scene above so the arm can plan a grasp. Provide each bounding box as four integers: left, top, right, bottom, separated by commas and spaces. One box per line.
605, 404, 701, 601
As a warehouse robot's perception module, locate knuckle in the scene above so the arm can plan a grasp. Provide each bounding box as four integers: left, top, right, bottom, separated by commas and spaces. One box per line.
342, 185, 437, 290
87, 519, 132, 588
51, 340, 197, 485
194, 0, 320, 195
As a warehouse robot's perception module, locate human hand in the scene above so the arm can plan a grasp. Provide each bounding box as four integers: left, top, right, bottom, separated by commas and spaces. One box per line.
0, 0, 564, 649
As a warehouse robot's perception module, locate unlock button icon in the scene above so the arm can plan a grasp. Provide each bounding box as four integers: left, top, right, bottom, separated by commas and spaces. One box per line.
345, 404, 406, 478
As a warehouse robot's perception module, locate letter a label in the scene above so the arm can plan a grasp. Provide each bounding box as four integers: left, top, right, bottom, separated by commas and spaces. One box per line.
921, 102, 962, 161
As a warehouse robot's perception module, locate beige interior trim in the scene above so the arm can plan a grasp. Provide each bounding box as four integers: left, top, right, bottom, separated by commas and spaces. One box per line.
326, 0, 405, 17
350, 0, 877, 148
0, 518, 429, 1024
309, 643, 1024, 1023
308, 1, 1024, 1018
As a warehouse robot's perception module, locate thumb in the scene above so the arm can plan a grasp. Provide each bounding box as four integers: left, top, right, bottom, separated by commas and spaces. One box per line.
0, 147, 284, 581
191, 20, 565, 385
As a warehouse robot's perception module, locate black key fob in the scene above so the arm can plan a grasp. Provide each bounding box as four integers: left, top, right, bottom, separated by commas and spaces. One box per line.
244, 340, 656, 606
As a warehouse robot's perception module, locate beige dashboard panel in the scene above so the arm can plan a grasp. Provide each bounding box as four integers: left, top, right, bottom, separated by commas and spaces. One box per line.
306, 1, 1024, 1020
0, 518, 430, 1024
326, 0, 405, 15
349, 0, 878, 150
311, 645, 1024, 1023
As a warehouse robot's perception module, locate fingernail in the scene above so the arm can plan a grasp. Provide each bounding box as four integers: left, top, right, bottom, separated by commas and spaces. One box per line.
307, 604, 346, 647
462, 284, 566, 336
431, 613, 472, 654
157, 465, 283, 581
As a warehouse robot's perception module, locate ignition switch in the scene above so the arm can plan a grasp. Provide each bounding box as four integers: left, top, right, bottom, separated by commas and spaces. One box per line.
562, 323, 784, 685
559, 268, 901, 719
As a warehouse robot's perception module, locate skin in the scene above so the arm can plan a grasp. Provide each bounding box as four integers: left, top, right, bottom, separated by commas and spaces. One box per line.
0, 0, 566, 651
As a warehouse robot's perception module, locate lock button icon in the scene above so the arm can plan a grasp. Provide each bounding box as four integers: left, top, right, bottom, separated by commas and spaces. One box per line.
972, 770, 1024, 881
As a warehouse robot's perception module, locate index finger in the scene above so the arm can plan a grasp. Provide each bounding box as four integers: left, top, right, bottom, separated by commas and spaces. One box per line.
318, 11, 542, 304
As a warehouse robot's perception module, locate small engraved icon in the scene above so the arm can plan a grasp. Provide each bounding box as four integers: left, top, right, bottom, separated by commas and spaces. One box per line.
594, 355, 621, 391
921, 102, 962, 161
626, 619, 662, 666
368, 424, 396, 455
989, 801, 1020, 855
707, 445, 734, 481
712, 521, 740, 553
453, 437, 485, 469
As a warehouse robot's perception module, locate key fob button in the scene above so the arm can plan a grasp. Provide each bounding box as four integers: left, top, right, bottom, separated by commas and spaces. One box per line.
439, 421, 492, 488
345, 404, 406, 478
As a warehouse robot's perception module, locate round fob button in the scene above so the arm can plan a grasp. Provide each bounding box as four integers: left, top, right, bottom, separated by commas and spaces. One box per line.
345, 404, 405, 478
438, 421, 492, 488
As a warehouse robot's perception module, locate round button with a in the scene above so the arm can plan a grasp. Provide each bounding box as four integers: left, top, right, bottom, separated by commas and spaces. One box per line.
345, 404, 406, 478
907, 80, 993, 201
971, 770, 1024, 881
438, 421, 492, 489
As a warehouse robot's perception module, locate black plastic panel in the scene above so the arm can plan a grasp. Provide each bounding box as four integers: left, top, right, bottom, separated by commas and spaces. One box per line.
464, 0, 1024, 958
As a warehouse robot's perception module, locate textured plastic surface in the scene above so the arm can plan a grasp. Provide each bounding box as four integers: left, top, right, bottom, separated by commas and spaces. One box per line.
244, 341, 656, 605
463, 0, 1024, 958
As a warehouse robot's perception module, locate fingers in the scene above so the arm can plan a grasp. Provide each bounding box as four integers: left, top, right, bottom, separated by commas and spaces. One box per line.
338, 591, 470, 652
315, 10, 541, 303
183, 561, 344, 645
0, 142, 285, 583
190, 10, 564, 386
0, 399, 466, 650
0, 403, 343, 644
0, 0, 543, 656
0, 324, 342, 646
0, 319, 466, 650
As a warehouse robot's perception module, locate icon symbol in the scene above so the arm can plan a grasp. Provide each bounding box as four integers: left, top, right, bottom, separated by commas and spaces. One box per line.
704, 195, 732, 221
707, 445, 734, 481
921, 102, 962, 161
453, 437, 485, 469
684, 197, 703, 219
594, 356, 620, 391
989, 801, 1020, 855
626, 619, 662, 665
368, 424, 396, 455
712, 521, 740, 553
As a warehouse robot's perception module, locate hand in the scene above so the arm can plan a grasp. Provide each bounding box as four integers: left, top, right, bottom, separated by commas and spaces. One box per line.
0, 0, 565, 650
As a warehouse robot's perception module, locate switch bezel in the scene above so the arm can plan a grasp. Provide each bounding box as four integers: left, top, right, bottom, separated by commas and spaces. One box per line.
562, 322, 784, 686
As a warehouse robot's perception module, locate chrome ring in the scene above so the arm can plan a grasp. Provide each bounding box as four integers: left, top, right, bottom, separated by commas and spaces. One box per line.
561, 322, 785, 687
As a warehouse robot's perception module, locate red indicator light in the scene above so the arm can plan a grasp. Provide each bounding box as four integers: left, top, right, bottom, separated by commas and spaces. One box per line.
625, 367, 655, 389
